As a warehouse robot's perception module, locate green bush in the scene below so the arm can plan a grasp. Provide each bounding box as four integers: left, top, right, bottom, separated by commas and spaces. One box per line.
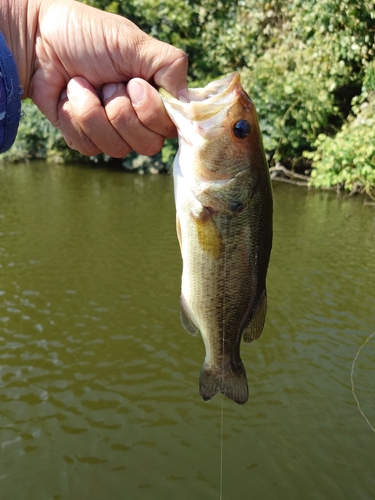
306, 61, 375, 196
241, 41, 340, 159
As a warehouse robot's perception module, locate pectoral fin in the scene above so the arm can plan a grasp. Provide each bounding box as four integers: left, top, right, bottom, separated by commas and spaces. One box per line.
243, 290, 267, 342
180, 296, 199, 336
194, 209, 222, 260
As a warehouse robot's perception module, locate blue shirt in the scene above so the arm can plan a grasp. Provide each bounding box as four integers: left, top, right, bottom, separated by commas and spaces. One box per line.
0, 32, 22, 153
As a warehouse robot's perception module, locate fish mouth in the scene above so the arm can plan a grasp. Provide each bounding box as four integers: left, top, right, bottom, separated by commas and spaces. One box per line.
159, 72, 244, 126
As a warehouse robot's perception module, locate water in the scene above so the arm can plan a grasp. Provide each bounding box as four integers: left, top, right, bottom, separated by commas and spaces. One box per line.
0, 162, 374, 500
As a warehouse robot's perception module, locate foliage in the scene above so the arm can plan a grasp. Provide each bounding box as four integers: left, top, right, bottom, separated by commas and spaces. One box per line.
4, 0, 375, 192
306, 61, 375, 197
241, 41, 340, 158
241, 0, 374, 161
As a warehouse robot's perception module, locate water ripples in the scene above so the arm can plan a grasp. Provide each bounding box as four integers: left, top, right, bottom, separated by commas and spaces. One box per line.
0, 166, 374, 499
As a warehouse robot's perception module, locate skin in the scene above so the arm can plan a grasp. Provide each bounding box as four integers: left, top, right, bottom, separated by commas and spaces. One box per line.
0, 0, 188, 157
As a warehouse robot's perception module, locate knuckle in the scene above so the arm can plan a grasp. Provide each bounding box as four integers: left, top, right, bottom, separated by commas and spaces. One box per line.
167, 48, 188, 74
163, 122, 177, 139
109, 142, 131, 159
76, 107, 100, 129
79, 136, 102, 156
175, 50, 188, 68
137, 136, 164, 157
62, 133, 75, 150
137, 110, 155, 129
106, 103, 135, 135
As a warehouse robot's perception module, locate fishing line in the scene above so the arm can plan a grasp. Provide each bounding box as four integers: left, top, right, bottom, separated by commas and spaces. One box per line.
219, 219, 228, 500
351, 329, 375, 433
219, 393, 224, 500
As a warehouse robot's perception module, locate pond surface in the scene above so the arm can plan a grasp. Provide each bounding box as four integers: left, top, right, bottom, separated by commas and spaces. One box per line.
0, 162, 375, 500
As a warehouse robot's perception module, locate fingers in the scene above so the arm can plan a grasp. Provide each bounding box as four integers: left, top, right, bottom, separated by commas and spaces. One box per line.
102, 80, 166, 156
125, 78, 177, 139
58, 76, 174, 158
59, 77, 127, 157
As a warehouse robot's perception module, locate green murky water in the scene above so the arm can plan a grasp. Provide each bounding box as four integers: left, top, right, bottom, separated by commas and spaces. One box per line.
0, 162, 375, 500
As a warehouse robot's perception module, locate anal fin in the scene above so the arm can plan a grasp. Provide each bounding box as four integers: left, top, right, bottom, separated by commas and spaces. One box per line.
180, 296, 199, 336
243, 290, 267, 343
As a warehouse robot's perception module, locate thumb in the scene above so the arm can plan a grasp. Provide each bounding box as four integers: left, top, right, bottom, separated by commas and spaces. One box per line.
134, 37, 188, 100
153, 45, 189, 100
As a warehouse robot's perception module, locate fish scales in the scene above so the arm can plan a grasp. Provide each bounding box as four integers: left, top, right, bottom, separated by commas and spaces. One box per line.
160, 73, 273, 404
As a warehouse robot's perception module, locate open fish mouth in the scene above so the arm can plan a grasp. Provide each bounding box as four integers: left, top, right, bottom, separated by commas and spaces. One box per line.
159, 72, 247, 127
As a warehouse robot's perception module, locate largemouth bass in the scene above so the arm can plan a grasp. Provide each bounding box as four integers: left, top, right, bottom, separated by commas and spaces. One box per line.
160, 73, 272, 405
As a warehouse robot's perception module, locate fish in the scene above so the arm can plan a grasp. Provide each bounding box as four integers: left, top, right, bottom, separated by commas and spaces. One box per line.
159, 73, 273, 405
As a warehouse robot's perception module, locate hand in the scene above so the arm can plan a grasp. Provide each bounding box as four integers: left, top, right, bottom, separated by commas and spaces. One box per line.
1, 0, 188, 157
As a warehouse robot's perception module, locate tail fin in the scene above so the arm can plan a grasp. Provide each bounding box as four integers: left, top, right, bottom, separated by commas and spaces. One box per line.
199, 361, 248, 405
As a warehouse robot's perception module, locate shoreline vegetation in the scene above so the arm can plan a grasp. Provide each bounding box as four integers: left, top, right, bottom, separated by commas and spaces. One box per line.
2, 0, 374, 198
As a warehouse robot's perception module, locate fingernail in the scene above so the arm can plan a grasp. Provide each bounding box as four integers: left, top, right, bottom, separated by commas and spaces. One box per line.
102, 83, 118, 101
177, 88, 189, 103
127, 80, 144, 105
67, 78, 87, 103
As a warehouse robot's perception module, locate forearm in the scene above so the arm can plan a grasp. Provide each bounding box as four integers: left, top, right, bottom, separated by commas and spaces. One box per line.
0, 0, 41, 96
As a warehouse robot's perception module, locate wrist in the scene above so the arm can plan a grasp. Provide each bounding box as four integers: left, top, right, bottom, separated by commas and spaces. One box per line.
0, 0, 42, 97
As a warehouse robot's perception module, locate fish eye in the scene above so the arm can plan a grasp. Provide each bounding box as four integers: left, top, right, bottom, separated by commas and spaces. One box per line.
233, 120, 251, 139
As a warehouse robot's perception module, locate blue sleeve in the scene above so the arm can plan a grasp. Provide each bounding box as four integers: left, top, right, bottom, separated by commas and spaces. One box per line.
0, 32, 22, 153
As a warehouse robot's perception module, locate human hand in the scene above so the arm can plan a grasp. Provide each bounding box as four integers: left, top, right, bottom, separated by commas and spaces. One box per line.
1, 0, 188, 157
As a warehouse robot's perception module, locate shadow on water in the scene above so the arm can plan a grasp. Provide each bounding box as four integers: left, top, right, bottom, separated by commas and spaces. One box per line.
0, 162, 374, 499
